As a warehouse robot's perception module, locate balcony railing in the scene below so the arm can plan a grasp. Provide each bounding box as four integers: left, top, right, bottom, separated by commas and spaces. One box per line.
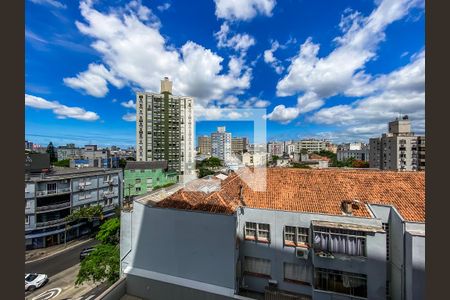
35, 187, 71, 197
35, 202, 71, 212
102, 191, 116, 198
36, 217, 67, 228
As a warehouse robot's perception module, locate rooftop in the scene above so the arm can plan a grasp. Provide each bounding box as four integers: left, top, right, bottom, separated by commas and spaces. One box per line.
154, 168, 425, 222
125, 161, 168, 170
26, 166, 120, 182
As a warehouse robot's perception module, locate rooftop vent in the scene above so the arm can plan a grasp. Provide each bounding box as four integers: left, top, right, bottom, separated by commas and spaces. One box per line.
341, 199, 361, 215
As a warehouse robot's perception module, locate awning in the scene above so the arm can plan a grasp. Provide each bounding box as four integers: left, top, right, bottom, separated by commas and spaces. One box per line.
312, 220, 384, 233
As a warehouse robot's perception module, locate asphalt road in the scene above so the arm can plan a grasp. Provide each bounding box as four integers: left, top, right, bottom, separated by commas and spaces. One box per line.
25, 239, 100, 278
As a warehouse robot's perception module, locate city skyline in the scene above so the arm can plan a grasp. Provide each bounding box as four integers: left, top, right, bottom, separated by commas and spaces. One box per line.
25, 0, 424, 146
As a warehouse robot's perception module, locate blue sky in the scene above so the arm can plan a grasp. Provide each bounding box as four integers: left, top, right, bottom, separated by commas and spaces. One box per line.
25, 0, 425, 148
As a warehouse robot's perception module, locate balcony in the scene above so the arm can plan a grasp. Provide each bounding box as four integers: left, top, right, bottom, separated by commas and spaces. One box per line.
35, 187, 71, 197
35, 202, 71, 213
36, 217, 67, 228
102, 191, 116, 198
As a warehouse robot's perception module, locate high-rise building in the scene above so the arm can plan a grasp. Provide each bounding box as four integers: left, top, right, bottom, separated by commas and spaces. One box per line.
369, 116, 425, 171
231, 137, 248, 154
197, 135, 211, 156
211, 126, 231, 162
136, 77, 195, 177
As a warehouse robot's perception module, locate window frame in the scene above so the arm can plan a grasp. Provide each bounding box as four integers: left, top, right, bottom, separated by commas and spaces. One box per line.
284, 225, 310, 247
243, 256, 271, 278
244, 222, 271, 243
313, 226, 367, 257
314, 268, 367, 298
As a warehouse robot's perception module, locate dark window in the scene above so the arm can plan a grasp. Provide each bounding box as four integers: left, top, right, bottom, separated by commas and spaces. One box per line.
315, 268, 367, 298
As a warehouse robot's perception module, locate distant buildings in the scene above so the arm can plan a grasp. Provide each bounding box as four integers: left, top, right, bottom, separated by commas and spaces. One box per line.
231, 137, 248, 154
115, 168, 425, 300
267, 141, 284, 157
123, 161, 177, 198
25, 153, 122, 249
211, 126, 232, 162
136, 77, 195, 178
238, 151, 267, 167
369, 116, 425, 171
295, 139, 328, 153
197, 135, 211, 156
337, 143, 370, 162
25, 140, 34, 151
56, 144, 83, 161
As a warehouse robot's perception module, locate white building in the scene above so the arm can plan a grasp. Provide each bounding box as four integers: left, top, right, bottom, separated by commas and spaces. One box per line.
136, 77, 195, 178
211, 126, 232, 163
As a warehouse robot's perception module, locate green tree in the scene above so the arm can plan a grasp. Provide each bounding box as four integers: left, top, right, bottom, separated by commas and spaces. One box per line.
119, 158, 127, 169
76, 217, 121, 286
53, 159, 70, 167
201, 157, 222, 168
66, 205, 104, 223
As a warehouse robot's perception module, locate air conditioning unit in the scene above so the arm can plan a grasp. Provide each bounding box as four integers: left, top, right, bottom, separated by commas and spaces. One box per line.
79, 185, 85, 190
268, 279, 278, 288
296, 247, 309, 259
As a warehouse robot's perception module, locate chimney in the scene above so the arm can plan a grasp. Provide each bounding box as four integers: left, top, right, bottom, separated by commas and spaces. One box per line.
341, 200, 353, 215
160, 77, 173, 94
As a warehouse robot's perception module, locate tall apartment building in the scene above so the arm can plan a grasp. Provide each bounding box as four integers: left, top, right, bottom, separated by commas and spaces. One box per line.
211, 126, 232, 162
295, 139, 328, 153
369, 116, 425, 171
231, 137, 248, 154
136, 77, 195, 177
113, 168, 424, 300
25, 154, 122, 249
197, 135, 211, 156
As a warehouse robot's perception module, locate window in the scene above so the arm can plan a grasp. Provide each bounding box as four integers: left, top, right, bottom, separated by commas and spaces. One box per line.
47, 183, 57, 193
136, 187, 141, 192
25, 200, 31, 209
135, 178, 141, 184
313, 226, 366, 256
245, 222, 270, 243
104, 175, 111, 182
284, 226, 309, 246
25, 215, 30, 225
382, 223, 390, 261
284, 262, 312, 285
244, 256, 271, 278
314, 268, 367, 298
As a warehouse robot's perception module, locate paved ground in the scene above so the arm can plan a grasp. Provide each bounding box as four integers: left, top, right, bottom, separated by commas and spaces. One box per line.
25, 239, 100, 278
26, 236, 94, 262
25, 264, 110, 300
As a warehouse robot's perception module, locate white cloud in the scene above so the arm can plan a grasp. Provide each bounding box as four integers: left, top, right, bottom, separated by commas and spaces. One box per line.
29, 0, 66, 9
265, 105, 299, 124
214, 0, 276, 21
65, 1, 251, 108
157, 3, 171, 12
266, 0, 423, 124
215, 22, 255, 54
63, 63, 125, 97
263, 40, 284, 74
242, 96, 270, 108
308, 50, 425, 139
122, 112, 136, 122
25, 94, 99, 121
121, 99, 136, 109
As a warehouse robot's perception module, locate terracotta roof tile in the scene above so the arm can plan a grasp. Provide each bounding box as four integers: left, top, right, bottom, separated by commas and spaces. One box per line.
155, 168, 425, 222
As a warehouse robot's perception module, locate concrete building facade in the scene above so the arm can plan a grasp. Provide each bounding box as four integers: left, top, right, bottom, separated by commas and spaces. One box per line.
369, 116, 425, 171
25, 167, 122, 249
232, 137, 248, 154
295, 140, 328, 154
109, 169, 424, 300
136, 77, 195, 178
211, 126, 232, 163
198, 135, 212, 156
337, 144, 370, 162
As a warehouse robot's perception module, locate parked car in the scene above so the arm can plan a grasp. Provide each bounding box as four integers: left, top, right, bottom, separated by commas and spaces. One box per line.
79, 247, 95, 261
25, 273, 48, 291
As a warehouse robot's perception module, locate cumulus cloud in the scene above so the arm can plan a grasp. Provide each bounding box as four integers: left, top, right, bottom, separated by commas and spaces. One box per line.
264, 105, 299, 124
65, 0, 251, 107
214, 0, 276, 21
29, 0, 66, 9
121, 99, 136, 109
309, 50, 425, 139
242, 96, 270, 108
25, 94, 99, 121
157, 3, 171, 12
263, 40, 283, 74
122, 112, 136, 122
266, 0, 423, 124
215, 22, 255, 55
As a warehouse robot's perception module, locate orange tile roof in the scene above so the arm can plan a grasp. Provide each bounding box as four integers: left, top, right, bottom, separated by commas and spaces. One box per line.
155, 168, 425, 222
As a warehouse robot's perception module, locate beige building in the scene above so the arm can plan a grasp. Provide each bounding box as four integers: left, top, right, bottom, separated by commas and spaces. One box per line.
231, 137, 248, 154
136, 77, 195, 177
369, 116, 425, 171
197, 136, 211, 156
239, 152, 267, 167
295, 139, 328, 153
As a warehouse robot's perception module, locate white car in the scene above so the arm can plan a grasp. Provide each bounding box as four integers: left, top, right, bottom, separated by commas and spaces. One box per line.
25, 273, 48, 291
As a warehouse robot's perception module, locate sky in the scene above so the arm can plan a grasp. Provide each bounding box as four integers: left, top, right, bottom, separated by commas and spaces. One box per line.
25, 0, 425, 148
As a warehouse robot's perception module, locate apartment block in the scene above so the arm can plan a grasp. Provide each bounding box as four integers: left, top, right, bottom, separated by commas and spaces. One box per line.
295, 139, 328, 154
123, 161, 177, 198
369, 116, 425, 171
56, 144, 83, 161
136, 77, 195, 178
111, 168, 424, 300
25, 163, 122, 249
198, 135, 212, 156
337, 143, 370, 162
232, 137, 248, 154
267, 142, 284, 157
211, 126, 232, 162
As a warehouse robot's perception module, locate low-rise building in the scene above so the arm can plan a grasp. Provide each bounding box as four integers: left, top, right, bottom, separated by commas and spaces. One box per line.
56, 144, 83, 161
25, 165, 122, 249
239, 152, 267, 167
295, 139, 328, 154
111, 168, 424, 300
123, 161, 177, 198
337, 143, 370, 162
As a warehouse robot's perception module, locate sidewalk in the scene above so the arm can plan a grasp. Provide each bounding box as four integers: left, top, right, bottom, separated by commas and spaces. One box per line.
25, 236, 93, 263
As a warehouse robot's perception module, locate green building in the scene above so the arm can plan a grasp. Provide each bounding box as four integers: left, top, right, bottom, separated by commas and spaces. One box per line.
124, 161, 177, 197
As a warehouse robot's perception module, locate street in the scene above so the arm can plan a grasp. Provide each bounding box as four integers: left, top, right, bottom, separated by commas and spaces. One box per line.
26, 239, 99, 277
